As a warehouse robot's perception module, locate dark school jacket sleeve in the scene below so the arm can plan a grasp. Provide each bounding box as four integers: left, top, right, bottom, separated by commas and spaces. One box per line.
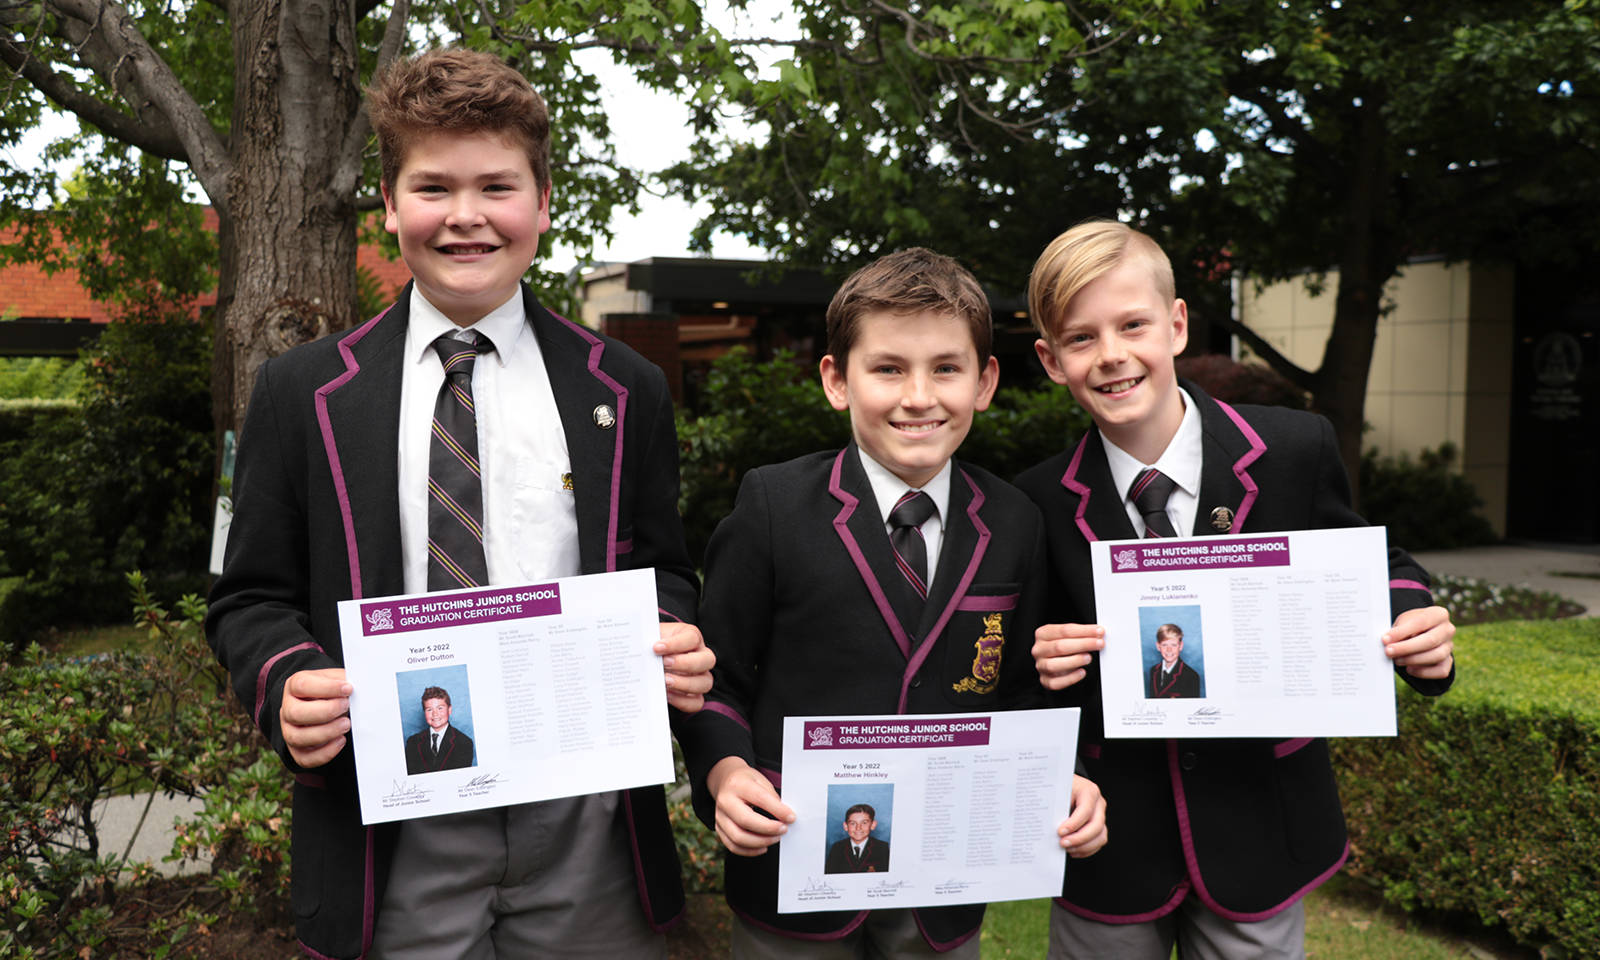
627, 360, 699, 627
205, 357, 342, 771
677, 467, 775, 827
1304, 413, 1454, 697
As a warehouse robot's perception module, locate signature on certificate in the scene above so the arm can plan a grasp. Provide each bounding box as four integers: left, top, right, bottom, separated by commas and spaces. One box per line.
1191, 706, 1221, 717
869, 880, 910, 892
465, 773, 504, 787
384, 779, 429, 801
800, 878, 839, 896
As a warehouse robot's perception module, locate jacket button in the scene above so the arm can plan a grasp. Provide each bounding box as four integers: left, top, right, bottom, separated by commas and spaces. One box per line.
1180, 751, 1198, 771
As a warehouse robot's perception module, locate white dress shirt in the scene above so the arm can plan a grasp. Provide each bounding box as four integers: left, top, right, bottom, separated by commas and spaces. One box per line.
1102, 387, 1203, 537
398, 288, 581, 593
857, 450, 952, 586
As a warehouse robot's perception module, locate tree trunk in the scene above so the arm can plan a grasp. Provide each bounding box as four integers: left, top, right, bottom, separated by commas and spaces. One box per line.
1310, 94, 1399, 512
215, 0, 365, 434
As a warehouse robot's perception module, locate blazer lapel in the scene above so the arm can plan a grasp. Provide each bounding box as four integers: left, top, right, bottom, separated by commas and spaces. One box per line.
828, 446, 917, 661
527, 288, 625, 574
1186, 380, 1265, 536
318, 293, 410, 601
1060, 430, 1139, 543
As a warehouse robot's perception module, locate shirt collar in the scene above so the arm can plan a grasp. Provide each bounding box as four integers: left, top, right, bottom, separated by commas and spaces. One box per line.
1102, 386, 1203, 503
407, 286, 526, 368
856, 448, 951, 528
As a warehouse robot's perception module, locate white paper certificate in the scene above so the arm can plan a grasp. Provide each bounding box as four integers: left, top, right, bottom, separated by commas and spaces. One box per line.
1091, 527, 1396, 738
339, 568, 673, 824
776, 708, 1078, 913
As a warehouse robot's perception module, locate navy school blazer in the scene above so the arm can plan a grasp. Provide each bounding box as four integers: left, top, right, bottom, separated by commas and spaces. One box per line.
206, 283, 698, 959
677, 445, 1048, 951
1014, 379, 1453, 924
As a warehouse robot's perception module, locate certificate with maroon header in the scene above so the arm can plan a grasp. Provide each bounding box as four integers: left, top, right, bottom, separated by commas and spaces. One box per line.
339, 568, 674, 824
775, 707, 1079, 913
1091, 527, 1397, 739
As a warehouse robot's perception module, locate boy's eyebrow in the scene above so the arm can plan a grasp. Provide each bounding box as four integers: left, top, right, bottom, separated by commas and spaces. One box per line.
401, 167, 527, 183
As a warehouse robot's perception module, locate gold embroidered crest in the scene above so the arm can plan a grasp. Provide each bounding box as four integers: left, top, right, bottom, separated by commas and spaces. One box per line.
561, 472, 574, 492
952, 612, 1005, 694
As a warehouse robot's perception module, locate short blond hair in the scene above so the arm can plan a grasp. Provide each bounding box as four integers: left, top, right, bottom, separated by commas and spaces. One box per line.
1028, 220, 1175, 343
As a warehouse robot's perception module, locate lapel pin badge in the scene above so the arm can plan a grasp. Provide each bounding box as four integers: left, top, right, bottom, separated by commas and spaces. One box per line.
1210, 506, 1233, 532
592, 403, 616, 430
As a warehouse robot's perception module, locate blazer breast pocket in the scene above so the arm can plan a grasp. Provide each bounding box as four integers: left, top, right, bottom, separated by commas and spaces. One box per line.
939, 584, 1021, 707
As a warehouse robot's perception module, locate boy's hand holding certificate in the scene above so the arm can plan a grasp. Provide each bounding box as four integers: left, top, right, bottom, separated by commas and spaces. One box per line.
1092, 527, 1397, 738
338, 568, 673, 824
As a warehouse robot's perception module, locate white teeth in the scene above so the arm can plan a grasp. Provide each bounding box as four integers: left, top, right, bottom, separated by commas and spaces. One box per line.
1097, 377, 1141, 393
894, 422, 940, 432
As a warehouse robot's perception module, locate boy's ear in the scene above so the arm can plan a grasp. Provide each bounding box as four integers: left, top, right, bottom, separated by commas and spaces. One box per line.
1034, 338, 1069, 385
974, 355, 1000, 412
536, 181, 553, 236
1170, 298, 1190, 355
819, 355, 851, 412
381, 183, 399, 235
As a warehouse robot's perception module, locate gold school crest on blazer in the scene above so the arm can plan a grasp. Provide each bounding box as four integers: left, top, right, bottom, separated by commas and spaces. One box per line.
952, 612, 1005, 694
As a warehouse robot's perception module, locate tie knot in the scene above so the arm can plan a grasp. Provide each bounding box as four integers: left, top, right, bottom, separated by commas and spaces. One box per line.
889, 490, 935, 530
1128, 468, 1176, 512
432, 331, 494, 379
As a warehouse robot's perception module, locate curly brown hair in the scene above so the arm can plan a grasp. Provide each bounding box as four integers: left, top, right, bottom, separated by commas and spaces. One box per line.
367, 48, 551, 196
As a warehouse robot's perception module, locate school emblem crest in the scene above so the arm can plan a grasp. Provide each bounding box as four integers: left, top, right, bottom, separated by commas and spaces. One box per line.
1113, 548, 1138, 571
365, 607, 394, 633
561, 472, 574, 492
808, 725, 834, 747
592, 403, 616, 429
952, 612, 1004, 694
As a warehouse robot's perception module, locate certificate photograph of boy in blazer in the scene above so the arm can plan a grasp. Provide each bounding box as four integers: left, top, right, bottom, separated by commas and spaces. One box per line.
1015, 219, 1457, 960
678, 247, 1109, 960
205, 47, 714, 960
403, 684, 475, 775
1145, 621, 1202, 700
824, 802, 892, 874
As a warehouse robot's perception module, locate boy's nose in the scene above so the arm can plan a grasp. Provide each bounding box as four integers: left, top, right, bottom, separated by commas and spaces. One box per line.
901, 372, 935, 407
445, 195, 486, 228
1096, 335, 1128, 366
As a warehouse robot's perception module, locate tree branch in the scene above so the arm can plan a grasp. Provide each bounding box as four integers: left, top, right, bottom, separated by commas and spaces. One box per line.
328, 0, 406, 204
44, 0, 231, 208
0, 35, 187, 159
1211, 310, 1316, 392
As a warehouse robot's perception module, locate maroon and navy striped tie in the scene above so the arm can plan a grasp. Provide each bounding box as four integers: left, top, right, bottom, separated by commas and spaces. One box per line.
427, 332, 494, 590
888, 490, 937, 599
1129, 467, 1179, 538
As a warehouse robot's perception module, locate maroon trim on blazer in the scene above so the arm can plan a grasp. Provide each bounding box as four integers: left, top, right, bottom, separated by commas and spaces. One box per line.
254, 640, 324, 728
1213, 400, 1266, 534
913, 909, 982, 952
549, 310, 628, 572
1059, 433, 1099, 542
1081, 742, 1102, 760
622, 789, 687, 933
731, 904, 869, 942
758, 766, 781, 789
828, 450, 915, 661
1273, 737, 1313, 759
703, 700, 751, 731
1390, 579, 1429, 593
313, 307, 392, 600
657, 606, 682, 622
1053, 880, 1191, 924
615, 537, 633, 555
293, 771, 326, 789
898, 469, 990, 714
298, 942, 340, 960
362, 825, 376, 956
955, 593, 1018, 612
1166, 739, 1342, 921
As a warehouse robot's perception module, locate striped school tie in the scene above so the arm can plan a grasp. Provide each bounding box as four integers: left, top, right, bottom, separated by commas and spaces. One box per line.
427, 331, 495, 590
888, 490, 937, 599
1129, 467, 1179, 538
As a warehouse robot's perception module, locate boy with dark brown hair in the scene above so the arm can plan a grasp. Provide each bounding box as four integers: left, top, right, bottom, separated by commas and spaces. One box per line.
679, 247, 1108, 959
207, 48, 712, 959
1016, 219, 1455, 959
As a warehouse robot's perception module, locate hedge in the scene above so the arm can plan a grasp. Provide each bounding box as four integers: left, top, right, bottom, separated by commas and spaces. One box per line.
0, 398, 77, 447
1334, 617, 1600, 958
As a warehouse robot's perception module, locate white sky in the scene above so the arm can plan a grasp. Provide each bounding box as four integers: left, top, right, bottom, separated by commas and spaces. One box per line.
4, 1, 790, 274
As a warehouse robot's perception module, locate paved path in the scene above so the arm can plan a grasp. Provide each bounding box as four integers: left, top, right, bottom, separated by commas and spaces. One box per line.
1412, 542, 1600, 616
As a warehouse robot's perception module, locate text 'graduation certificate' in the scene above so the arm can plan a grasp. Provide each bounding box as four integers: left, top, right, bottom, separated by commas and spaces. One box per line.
1091, 527, 1397, 738
776, 708, 1079, 913
339, 568, 673, 824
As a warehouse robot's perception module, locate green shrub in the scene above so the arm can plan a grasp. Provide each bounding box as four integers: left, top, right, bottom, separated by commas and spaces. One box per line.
0, 357, 85, 400
0, 318, 213, 633
963, 383, 1092, 482
1359, 443, 1498, 551
1333, 618, 1600, 959
0, 397, 76, 446
0, 574, 290, 958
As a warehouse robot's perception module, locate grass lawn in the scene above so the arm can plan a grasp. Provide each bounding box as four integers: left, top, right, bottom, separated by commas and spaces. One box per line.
36, 621, 152, 657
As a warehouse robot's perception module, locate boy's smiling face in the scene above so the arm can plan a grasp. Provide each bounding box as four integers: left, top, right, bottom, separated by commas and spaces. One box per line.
820, 309, 999, 489
383, 129, 551, 326
1034, 256, 1189, 463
